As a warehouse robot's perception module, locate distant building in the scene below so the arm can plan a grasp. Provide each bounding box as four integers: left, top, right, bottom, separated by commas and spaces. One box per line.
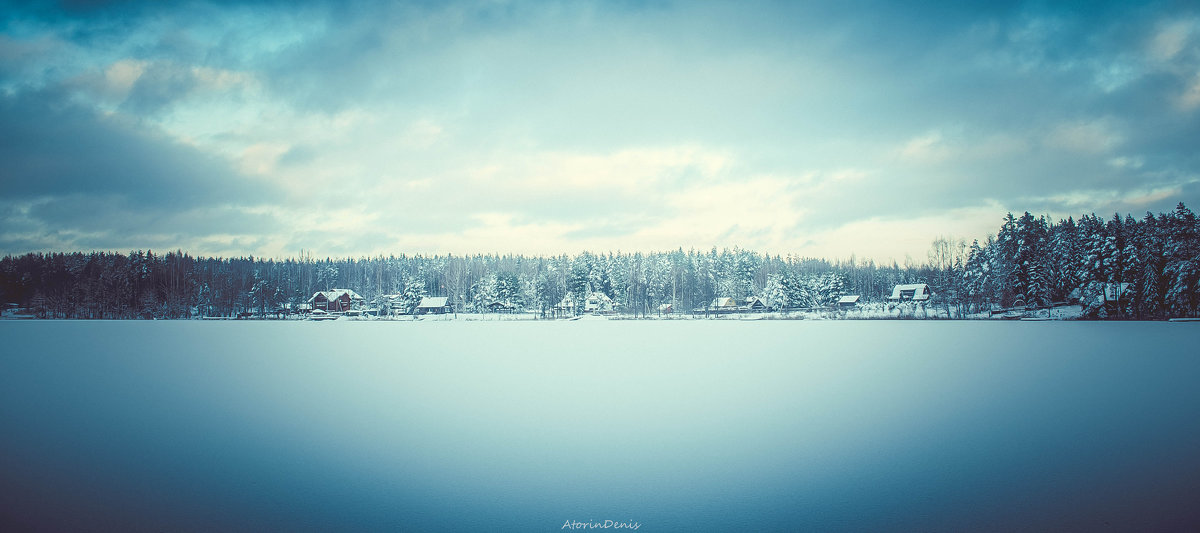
308, 289, 365, 312
711, 297, 740, 310
416, 296, 453, 315
657, 303, 673, 314
888, 284, 930, 302
585, 292, 613, 313
837, 295, 861, 307
742, 296, 767, 311
487, 301, 516, 313
555, 294, 577, 314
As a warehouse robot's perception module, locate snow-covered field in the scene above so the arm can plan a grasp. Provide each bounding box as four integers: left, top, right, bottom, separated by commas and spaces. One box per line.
2, 320, 1199, 531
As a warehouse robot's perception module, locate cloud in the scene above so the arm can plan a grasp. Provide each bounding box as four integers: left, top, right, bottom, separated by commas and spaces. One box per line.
1149, 18, 1196, 63
898, 131, 950, 163
1045, 119, 1124, 154
795, 205, 1005, 264
0, 89, 279, 253
2, 0, 1200, 260
0, 195, 288, 255
0, 90, 272, 205
1179, 73, 1200, 111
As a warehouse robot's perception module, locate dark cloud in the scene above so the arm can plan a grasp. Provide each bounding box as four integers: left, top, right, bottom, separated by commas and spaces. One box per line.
22, 194, 280, 236
118, 62, 203, 114
0, 194, 288, 254
0, 89, 273, 208
0, 87, 284, 254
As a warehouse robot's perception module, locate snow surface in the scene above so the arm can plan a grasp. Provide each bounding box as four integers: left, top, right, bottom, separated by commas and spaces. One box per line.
2, 321, 1199, 531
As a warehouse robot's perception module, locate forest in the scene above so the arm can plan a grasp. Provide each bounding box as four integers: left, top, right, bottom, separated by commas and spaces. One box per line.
2, 203, 1197, 320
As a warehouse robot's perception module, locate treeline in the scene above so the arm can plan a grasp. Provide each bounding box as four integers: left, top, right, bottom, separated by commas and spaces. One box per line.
0, 248, 904, 319
955, 202, 1200, 318
1, 203, 1197, 319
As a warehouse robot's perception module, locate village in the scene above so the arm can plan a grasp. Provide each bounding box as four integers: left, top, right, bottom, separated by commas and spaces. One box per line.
264, 282, 1087, 321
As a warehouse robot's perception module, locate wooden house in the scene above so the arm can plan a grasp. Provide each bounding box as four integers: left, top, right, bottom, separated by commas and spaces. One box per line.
837, 295, 860, 308
711, 297, 740, 311
487, 301, 516, 313
416, 296, 453, 315
742, 296, 767, 311
308, 289, 365, 312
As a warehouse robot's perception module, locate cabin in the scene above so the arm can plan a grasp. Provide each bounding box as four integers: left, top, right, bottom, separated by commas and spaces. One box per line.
742, 296, 767, 311
710, 297, 740, 311
837, 295, 861, 308
888, 284, 931, 302
416, 296, 453, 315
657, 303, 673, 314
308, 289, 365, 312
487, 301, 516, 313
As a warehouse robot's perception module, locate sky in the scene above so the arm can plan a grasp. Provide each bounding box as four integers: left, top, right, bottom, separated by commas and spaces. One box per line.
1, 0, 1198, 262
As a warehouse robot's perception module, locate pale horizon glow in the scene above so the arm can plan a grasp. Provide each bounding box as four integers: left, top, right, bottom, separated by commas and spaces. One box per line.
2, 1, 1198, 263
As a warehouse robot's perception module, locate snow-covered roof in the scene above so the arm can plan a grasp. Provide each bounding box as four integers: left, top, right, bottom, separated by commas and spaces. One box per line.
308, 289, 365, 303
838, 295, 860, 304
417, 296, 449, 308
331, 289, 364, 301
889, 284, 930, 301
712, 297, 739, 307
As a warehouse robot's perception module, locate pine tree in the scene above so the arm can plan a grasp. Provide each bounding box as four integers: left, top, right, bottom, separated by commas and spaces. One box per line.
1165, 203, 1200, 316
992, 213, 1020, 307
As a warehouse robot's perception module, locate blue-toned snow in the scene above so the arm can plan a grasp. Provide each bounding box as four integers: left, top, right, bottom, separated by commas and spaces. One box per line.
2, 321, 1199, 531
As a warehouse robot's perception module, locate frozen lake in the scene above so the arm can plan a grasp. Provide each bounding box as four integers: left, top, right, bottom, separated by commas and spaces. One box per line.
3, 320, 1200, 531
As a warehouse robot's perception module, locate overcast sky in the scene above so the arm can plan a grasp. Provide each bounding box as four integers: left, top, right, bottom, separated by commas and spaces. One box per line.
2, 0, 1198, 262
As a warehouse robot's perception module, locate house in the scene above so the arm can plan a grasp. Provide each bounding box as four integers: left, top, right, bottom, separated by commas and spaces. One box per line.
416, 296, 453, 315
657, 303, 673, 314
555, 294, 577, 314
585, 292, 613, 313
308, 289, 365, 312
837, 295, 861, 308
888, 284, 931, 302
711, 297, 740, 311
742, 296, 767, 311
487, 301, 516, 313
